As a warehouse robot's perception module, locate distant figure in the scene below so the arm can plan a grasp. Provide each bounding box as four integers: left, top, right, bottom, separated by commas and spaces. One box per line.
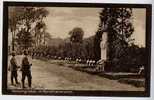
8, 51, 19, 85
58, 57, 61, 60
138, 65, 144, 75
79, 58, 82, 63
89, 60, 92, 66
92, 60, 96, 66
21, 50, 32, 88
86, 59, 89, 66
76, 58, 79, 63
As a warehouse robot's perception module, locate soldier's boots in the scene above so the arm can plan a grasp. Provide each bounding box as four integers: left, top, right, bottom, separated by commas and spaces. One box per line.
28, 80, 31, 88
11, 77, 19, 85
21, 79, 31, 88
22, 81, 25, 89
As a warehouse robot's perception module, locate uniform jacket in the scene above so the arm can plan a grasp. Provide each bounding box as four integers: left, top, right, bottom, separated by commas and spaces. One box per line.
21, 56, 31, 71
9, 56, 18, 71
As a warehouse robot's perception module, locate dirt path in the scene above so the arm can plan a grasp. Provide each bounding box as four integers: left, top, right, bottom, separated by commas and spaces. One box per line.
7, 55, 144, 91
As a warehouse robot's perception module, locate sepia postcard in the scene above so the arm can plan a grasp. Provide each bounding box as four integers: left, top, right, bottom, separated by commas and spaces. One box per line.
2, 2, 152, 97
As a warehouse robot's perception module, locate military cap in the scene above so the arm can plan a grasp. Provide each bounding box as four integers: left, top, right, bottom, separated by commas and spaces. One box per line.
23, 50, 28, 55
12, 51, 15, 56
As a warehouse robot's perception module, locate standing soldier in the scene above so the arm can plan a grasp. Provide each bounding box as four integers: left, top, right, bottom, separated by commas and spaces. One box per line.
8, 51, 19, 85
21, 50, 32, 88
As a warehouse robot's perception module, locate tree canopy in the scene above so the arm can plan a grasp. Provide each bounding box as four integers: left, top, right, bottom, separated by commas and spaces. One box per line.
9, 7, 49, 50
69, 27, 84, 43
94, 8, 134, 61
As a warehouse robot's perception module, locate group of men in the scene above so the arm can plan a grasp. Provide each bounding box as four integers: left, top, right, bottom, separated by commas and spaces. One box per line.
8, 50, 32, 89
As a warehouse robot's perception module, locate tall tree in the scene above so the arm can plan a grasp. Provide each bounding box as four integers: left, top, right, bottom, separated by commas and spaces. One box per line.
9, 7, 49, 50
8, 7, 22, 51
35, 21, 46, 46
68, 27, 84, 59
69, 27, 84, 43
94, 8, 134, 61
16, 28, 34, 49
44, 32, 52, 45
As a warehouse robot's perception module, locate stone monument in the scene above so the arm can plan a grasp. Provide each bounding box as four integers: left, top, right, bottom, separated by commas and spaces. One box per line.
100, 31, 107, 61
96, 31, 108, 72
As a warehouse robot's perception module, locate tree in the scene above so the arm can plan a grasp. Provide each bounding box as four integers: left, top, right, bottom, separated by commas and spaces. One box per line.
8, 7, 23, 51
35, 21, 47, 46
16, 28, 34, 49
94, 8, 134, 61
44, 32, 52, 45
94, 30, 102, 61
83, 36, 95, 59
9, 7, 49, 50
69, 27, 84, 43
67, 27, 85, 59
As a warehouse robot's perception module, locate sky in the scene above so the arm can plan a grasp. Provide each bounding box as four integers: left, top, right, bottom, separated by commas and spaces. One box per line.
44, 7, 101, 39
132, 9, 146, 47
8, 7, 146, 47
43, 7, 146, 47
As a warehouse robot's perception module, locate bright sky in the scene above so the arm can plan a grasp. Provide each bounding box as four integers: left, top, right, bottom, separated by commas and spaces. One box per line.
44, 7, 146, 47
44, 7, 101, 39
8, 7, 146, 47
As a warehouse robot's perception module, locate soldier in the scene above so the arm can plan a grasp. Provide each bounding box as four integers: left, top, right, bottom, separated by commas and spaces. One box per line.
8, 51, 19, 85
21, 50, 32, 88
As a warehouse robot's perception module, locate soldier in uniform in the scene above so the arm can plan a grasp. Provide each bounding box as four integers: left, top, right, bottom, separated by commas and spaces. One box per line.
21, 50, 32, 88
8, 51, 19, 85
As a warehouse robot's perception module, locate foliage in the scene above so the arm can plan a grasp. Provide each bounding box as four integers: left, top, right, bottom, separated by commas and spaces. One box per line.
93, 8, 147, 72
32, 35, 95, 61
94, 8, 134, 61
107, 44, 146, 72
94, 31, 102, 61
8, 7, 49, 50
16, 28, 34, 49
83, 36, 95, 59
69, 27, 84, 43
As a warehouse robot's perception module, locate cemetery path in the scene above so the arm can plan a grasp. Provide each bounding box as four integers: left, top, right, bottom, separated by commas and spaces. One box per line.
8, 55, 144, 91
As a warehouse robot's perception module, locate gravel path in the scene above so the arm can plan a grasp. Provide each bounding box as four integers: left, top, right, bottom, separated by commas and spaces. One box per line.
7, 55, 144, 91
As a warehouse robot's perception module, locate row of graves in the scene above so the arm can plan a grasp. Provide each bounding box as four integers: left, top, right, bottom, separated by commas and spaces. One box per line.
66, 58, 145, 88
30, 32, 145, 88
31, 51, 145, 88
76, 32, 144, 88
